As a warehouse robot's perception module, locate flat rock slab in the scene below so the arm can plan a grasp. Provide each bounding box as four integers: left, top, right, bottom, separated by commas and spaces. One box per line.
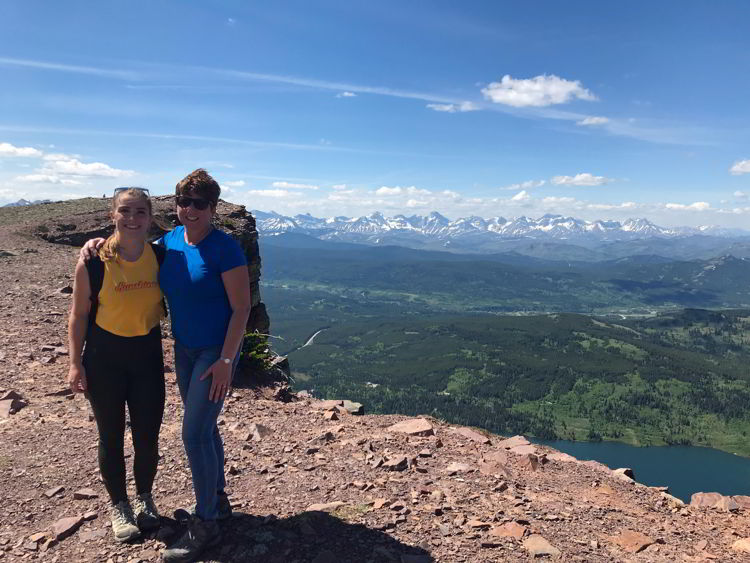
52, 516, 83, 541
443, 462, 473, 475
490, 521, 526, 540
387, 418, 434, 436
523, 534, 561, 557
509, 444, 537, 456
733, 538, 750, 554
733, 495, 750, 509
497, 435, 529, 449
73, 488, 98, 500
382, 456, 408, 471
306, 501, 346, 512
341, 400, 363, 415
547, 452, 577, 462
690, 492, 739, 511
246, 423, 273, 441
609, 530, 654, 554
451, 426, 490, 444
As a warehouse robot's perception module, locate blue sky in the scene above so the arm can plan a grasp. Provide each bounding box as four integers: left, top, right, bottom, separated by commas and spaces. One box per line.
1, 0, 749, 226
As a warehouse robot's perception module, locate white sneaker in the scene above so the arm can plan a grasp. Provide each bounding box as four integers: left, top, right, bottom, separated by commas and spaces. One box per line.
110, 500, 141, 542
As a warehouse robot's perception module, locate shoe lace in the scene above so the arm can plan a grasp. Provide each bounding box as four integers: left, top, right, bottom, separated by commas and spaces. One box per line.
112, 503, 135, 526
136, 494, 157, 515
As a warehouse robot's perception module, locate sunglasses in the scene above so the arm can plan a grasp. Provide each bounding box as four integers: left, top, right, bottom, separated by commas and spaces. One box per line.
176, 196, 211, 210
114, 187, 150, 197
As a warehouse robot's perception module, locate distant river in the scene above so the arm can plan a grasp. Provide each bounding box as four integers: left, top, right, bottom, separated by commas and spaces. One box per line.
533, 439, 750, 503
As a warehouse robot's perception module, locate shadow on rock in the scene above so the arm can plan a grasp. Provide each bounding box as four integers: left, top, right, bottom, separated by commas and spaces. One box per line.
161, 510, 434, 563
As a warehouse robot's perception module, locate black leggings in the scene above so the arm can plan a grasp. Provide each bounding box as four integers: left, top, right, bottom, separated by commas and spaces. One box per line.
84, 324, 165, 505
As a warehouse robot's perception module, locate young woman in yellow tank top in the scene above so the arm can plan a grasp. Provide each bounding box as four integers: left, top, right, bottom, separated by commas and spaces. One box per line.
67, 188, 166, 543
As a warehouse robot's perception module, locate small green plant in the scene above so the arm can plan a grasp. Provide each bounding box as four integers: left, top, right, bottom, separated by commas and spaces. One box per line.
241, 331, 272, 373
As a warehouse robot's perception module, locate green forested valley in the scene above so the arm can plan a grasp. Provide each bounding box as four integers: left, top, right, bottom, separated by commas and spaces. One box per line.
284, 308, 750, 456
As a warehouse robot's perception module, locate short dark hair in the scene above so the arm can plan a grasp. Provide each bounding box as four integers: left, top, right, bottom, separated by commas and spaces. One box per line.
175, 168, 220, 206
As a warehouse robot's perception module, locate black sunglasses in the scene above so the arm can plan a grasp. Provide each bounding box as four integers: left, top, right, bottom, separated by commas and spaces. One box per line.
176, 196, 211, 210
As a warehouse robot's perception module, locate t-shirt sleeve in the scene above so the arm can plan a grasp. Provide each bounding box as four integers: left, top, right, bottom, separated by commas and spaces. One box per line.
219, 236, 247, 272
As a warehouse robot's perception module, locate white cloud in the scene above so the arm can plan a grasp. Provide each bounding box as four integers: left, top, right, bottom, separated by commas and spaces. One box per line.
511, 190, 530, 201
331, 184, 348, 190
41, 157, 134, 178
577, 116, 610, 126
271, 181, 319, 190
247, 189, 292, 198
426, 101, 479, 113
734, 190, 747, 199
0, 142, 42, 157
730, 159, 750, 175
542, 196, 576, 204
223, 180, 246, 187
14, 174, 82, 185
336, 91, 356, 98
481, 74, 597, 107
501, 180, 545, 191
665, 201, 710, 211
551, 173, 612, 186
375, 186, 431, 196
227, 18, 236, 25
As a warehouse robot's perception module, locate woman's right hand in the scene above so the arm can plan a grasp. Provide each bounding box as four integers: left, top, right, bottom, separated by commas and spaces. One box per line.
79, 238, 106, 262
68, 363, 87, 393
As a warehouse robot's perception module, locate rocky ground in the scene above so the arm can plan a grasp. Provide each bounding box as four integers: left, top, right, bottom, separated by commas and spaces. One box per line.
3, 203, 750, 562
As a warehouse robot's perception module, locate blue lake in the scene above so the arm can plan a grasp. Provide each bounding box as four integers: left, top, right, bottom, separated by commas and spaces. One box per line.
533, 439, 750, 502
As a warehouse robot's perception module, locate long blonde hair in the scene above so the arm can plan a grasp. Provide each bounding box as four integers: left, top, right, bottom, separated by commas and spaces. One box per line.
99, 188, 153, 263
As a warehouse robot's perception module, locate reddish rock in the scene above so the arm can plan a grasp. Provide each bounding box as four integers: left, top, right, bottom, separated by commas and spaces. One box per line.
518, 454, 540, 472
490, 521, 526, 540
52, 516, 83, 541
690, 492, 738, 511
246, 422, 273, 441
523, 534, 561, 557
509, 444, 537, 456
732, 495, 750, 509
497, 435, 529, 449
451, 426, 491, 444
609, 529, 654, 553
306, 501, 345, 512
73, 488, 98, 500
690, 491, 722, 508
443, 462, 473, 475
547, 451, 577, 462
386, 418, 434, 436
732, 538, 750, 554
44, 486, 64, 498
382, 456, 408, 471
613, 467, 635, 482
323, 410, 339, 421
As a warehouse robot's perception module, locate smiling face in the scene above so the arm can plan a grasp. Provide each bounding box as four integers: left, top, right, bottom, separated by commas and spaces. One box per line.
176, 189, 215, 234
112, 194, 151, 241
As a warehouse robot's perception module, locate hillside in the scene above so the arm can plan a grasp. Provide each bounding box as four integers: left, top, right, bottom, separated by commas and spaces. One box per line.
4, 201, 750, 561
288, 310, 750, 456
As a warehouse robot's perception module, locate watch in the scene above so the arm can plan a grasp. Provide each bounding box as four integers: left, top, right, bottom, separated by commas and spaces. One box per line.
220, 357, 232, 365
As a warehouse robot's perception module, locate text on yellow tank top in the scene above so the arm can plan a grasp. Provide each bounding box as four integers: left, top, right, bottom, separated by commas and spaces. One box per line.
95, 244, 163, 337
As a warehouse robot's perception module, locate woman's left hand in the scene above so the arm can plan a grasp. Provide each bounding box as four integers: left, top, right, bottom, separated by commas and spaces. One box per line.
200, 359, 232, 403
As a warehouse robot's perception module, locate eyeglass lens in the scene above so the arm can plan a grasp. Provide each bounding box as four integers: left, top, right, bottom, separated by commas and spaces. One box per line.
177, 196, 210, 210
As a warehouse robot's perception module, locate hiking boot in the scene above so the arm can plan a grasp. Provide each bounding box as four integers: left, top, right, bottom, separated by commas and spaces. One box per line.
162, 517, 220, 563
110, 500, 141, 543
133, 492, 161, 531
173, 493, 232, 523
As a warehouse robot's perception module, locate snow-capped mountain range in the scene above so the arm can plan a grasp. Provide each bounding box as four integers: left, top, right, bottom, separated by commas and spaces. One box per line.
253, 210, 748, 249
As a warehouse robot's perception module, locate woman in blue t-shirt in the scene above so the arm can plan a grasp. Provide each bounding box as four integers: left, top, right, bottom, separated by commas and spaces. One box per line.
83, 169, 251, 561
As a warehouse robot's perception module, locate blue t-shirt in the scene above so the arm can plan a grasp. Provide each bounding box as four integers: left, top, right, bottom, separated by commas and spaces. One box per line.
158, 226, 247, 348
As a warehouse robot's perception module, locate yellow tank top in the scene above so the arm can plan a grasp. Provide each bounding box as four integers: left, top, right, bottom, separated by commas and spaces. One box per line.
95, 244, 163, 337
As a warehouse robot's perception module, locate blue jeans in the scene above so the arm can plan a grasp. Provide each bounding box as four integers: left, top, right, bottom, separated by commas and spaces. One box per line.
174, 341, 239, 521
